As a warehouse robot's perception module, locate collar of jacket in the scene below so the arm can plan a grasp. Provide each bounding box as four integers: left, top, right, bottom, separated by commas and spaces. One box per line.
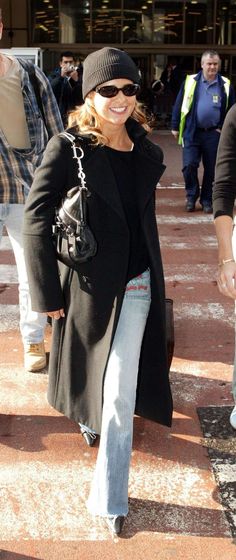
17, 59, 32, 92
67, 117, 147, 146
195, 70, 226, 88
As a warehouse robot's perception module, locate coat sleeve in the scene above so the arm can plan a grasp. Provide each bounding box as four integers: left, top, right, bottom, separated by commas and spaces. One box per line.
23, 134, 71, 312
213, 104, 236, 219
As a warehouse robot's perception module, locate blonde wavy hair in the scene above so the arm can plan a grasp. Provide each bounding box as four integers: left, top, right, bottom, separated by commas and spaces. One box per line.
67, 96, 151, 146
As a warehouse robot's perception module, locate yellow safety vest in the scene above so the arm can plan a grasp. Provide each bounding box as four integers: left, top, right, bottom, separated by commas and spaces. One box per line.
178, 74, 230, 145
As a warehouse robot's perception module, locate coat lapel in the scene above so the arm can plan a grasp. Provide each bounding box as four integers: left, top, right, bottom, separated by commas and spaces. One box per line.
134, 142, 166, 214
125, 118, 166, 212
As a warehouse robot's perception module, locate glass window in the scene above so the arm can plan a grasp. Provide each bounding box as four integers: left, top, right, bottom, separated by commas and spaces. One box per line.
60, 0, 91, 43
216, 0, 236, 45
92, 0, 122, 43
123, 0, 153, 43
31, 0, 59, 43
153, 1, 184, 44
185, 0, 214, 44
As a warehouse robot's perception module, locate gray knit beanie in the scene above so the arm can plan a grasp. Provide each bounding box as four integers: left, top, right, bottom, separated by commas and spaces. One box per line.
82, 47, 141, 99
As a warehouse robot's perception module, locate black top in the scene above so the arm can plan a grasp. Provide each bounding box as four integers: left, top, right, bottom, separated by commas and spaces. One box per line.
104, 145, 149, 281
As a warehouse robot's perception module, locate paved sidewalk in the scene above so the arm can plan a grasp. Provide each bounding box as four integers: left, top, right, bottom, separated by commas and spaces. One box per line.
0, 132, 235, 559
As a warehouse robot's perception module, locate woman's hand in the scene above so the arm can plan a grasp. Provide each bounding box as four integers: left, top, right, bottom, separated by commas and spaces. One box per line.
217, 262, 236, 299
44, 309, 65, 320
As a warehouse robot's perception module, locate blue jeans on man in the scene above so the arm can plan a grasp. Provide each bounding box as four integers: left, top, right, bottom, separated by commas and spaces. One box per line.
183, 128, 221, 209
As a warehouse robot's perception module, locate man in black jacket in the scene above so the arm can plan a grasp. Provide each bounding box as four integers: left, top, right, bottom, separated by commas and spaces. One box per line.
48, 51, 83, 126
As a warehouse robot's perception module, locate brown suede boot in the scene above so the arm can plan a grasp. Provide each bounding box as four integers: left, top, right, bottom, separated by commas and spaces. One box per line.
24, 341, 46, 372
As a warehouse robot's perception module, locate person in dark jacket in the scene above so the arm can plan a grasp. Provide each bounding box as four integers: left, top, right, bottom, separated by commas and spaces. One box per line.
171, 50, 235, 213
160, 58, 183, 103
213, 103, 236, 431
23, 47, 173, 537
48, 51, 83, 126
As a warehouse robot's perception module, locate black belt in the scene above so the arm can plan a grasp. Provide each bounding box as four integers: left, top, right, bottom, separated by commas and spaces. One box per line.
197, 126, 219, 132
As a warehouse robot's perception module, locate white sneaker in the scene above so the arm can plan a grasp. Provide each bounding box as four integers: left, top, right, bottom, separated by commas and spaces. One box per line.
229, 405, 236, 429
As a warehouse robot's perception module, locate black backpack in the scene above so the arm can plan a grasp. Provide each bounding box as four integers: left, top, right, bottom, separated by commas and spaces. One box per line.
17, 57, 47, 127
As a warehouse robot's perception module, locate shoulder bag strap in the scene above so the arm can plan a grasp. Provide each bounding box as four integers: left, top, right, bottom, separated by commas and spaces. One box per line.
60, 131, 87, 190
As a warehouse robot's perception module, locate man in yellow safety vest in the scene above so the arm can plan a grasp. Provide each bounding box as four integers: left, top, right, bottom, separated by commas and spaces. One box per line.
171, 50, 235, 213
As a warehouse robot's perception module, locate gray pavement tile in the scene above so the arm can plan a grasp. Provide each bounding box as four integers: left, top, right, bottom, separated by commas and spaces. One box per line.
197, 406, 236, 538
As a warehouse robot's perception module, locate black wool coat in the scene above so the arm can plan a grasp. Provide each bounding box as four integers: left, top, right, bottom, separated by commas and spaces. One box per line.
23, 118, 173, 434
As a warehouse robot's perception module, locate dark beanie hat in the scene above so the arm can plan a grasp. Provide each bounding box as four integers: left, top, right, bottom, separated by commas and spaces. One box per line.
82, 47, 141, 99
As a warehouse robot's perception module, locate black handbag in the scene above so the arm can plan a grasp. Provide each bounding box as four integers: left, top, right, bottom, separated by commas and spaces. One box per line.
52, 132, 97, 268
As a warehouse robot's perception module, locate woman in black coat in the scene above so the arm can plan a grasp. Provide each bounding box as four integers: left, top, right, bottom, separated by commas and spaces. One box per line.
23, 47, 173, 536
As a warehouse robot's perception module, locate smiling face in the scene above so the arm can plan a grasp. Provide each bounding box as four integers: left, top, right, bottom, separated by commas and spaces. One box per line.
201, 54, 220, 81
87, 78, 137, 130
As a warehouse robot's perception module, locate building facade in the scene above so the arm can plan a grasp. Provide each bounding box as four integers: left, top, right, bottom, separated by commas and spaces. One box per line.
2, 0, 236, 87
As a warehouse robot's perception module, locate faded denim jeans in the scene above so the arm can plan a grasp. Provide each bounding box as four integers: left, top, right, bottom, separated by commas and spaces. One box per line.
0, 203, 46, 345
87, 269, 151, 517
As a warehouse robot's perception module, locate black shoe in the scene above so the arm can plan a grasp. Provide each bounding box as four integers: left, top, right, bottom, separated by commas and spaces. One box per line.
80, 429, 97, 447
185, 201, 195, 212
104, 515, 125, 536
202, 205, 213, 214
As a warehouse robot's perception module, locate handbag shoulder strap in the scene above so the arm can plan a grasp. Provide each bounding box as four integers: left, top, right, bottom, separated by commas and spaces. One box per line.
59, 131, 86, 189
60, 131, 76, 144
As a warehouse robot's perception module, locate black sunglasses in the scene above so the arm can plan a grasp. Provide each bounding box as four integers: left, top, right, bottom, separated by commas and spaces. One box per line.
94, 83, 140, 98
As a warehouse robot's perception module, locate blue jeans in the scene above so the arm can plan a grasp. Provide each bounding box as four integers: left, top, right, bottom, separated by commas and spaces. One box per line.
183, 129, 220, 205
87, 269, 151, 517
0, 203, 46, 345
